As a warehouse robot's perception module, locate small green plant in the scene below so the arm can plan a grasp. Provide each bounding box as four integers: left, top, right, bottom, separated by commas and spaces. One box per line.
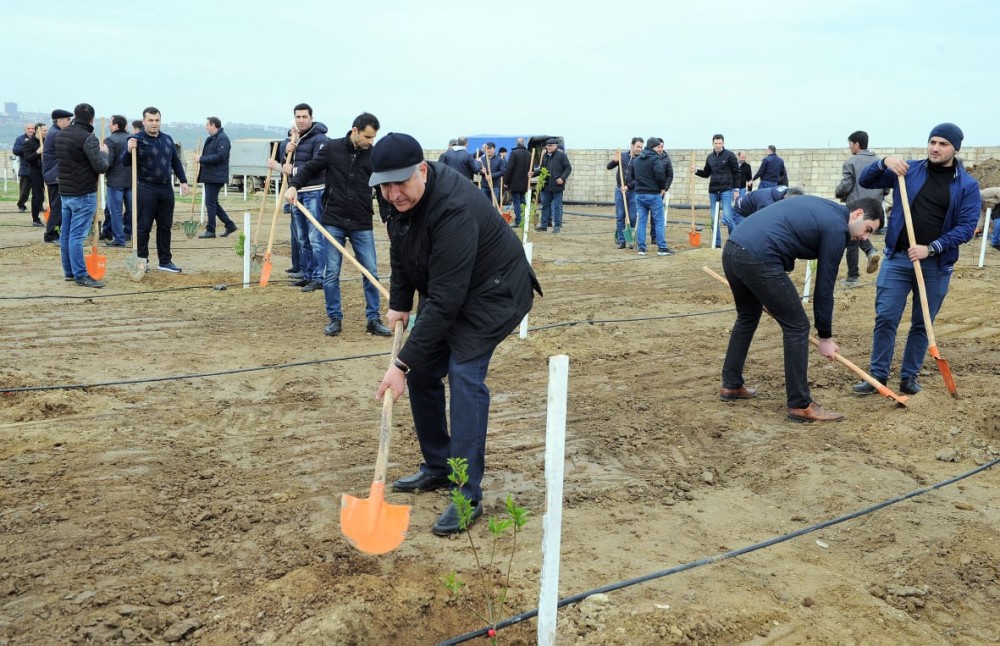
443, 457, 528, 644
234, 232, 246, 257
535, 166, 550, 193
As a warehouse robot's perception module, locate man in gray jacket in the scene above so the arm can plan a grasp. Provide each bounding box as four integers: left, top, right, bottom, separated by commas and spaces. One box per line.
835, 130, 885, 286
101, 115, 132, 246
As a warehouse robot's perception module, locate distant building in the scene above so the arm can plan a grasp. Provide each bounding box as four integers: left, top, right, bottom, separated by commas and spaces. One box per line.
4, 102, 16, 117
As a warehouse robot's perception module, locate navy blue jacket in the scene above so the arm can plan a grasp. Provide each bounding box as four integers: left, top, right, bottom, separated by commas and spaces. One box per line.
439, 147, 478, 180
54, 121, 109, 196
42, 125, 62, 184
104, 130, 131, 188
479, 153, 505, 186
735, 187, 787, 217
730, 195, 851, 338
752, 153, 786, 184
197, 127, 231, 184
607, 150, 635, 188
13, 134, 30, 177
122, 130, 188, 186
860, 157, 979, 272
289, 122, 330, 189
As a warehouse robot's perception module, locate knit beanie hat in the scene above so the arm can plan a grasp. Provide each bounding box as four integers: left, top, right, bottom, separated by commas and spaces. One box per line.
645, 137, 661, 150
928, 123, 963, 151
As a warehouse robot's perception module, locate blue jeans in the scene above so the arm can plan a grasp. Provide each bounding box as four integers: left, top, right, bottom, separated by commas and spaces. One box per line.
406, 346, 496, 502
614, 187, 637, 245
709, 190, 735, 246
758, 180, 778, 190
540, 191, 564, 228
510, 191, 526, 225
60, 193, 98, 279
738, 187, 747, 199
322, 225, 382, 322
480, 185, 500, 205
105, 186, 131, 243
869, 253, 952, 382
291, 190, 325, 282
204, 182, 234, 233
722, 241, 813, 408
989, 209, 1000, 245
635, 193, 666, 251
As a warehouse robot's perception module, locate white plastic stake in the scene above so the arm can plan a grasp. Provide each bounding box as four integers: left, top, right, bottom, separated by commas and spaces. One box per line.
711, 202, 720, 250
520, 243, 534, 339
243, 212, 251, 288
537, 354, 568, 646
803, 259, 814, 303
978, 208, 992, 268
523, 190, 533, 244
199, 186, 206, 224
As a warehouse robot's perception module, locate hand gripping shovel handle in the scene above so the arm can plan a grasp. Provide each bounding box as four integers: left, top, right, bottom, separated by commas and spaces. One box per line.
617, 157, 633, 243
253, 142, 279, 250
701, 266, 909, 406
294, 199, 389, 299
897, 178, 958, 398
373, 321, 406, 484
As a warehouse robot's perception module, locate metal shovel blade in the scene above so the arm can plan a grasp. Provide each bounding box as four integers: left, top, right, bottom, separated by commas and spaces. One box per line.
340, 483, 410, 555
124, 254, 145, 282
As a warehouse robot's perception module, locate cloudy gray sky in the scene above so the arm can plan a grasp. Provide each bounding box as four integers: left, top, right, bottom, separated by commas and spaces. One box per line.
4, 0, 996, 150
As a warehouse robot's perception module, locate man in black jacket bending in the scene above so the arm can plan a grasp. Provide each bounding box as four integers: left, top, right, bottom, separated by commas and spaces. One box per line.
372, 133, 542, 536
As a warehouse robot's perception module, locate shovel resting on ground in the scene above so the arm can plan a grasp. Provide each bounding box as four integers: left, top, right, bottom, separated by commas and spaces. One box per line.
85, 118, 107, 280
340, 321, 410, 554
688, 151, 701, 247
702, 266, 908, 406
897, 178, 958, 397
124, 147, 146, 281
617, 158, 634, 246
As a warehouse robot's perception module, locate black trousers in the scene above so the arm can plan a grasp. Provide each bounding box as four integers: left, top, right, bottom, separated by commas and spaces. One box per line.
17, 175, 31, 209
44, 184, 61, 241
136, 183, 175, 265
27, 173, 44, 220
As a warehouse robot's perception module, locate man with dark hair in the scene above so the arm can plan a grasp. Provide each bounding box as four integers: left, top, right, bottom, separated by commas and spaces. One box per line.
285, 111, 391, 338
752, 145, 786, 190
502, 137, 530, 227
533, 138, 572, 233
131, 120, 142, 134
694, 134, 740, 246
370, 132, 541, 536
438, 136, 477, 180
123, 107, 189, 273
835, 130, 885, 287
42, 108, 73, 243
627, 137, 672, 255
101, 114, 132, 246
853, 123, 980, 396
19, 124, 47, 228
196, 116, 237, 239
13, 123, 37, 218
737, 151, 753, 198
720, 195, 884, 422
54, 103, 109, 288
607, 137, 642, 249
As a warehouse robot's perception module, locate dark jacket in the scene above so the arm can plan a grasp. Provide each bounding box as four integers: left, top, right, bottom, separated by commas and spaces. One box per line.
734, 187, 787, 217
439, 146, 478, 180
607, 150, 635, 189
20, 137, 43, 176
290, 133, 378, 231
122, 130, 188, 186
659, 151, 675, 193
860, 157, 980, 272
738, 161, 752, 189
730, 195, 852, 339
13, 134, 30, 177
386, 162, 542, 367
42, 125, 62, 184
540, 149, 572, 193
55, 121, 109, 197
503, 144, 530, 192
104, 130, 131, 188
695, 147, 739, 192
478, 153, 505, 187
834, 149, 885, 203
197, 127, 231, 184
627, 148, 667, 193
752, 153, 786, 184
290, 122, 330, 190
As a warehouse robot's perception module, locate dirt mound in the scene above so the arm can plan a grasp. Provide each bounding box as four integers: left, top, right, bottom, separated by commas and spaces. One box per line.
966, 157, 1000, 188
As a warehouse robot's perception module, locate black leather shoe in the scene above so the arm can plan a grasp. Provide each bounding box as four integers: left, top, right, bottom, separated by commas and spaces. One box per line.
324, 318, 342, 336
301, 280, 322, 292
221, 226, 238, 237
75, 276, 105, 289
432, 501, 483, 536
198, 231, 216, 238
391, 470, 450, 493
366, 318, 391, 337
535, 226, 547, 232
292, 278, 310, 287
900, 377, 922, 395
853, 380, 878, 395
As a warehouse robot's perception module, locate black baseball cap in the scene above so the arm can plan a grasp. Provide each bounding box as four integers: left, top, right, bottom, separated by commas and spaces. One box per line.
369, 132, 424, 186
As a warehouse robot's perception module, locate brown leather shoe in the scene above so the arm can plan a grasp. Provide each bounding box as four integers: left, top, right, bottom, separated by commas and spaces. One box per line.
720, 385, 758, 401
787, 402, 844, 423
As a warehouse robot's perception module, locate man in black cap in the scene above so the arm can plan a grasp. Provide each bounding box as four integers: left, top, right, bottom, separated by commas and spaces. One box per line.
371, 132, 541, 536
438, 136, 477, 180
42, 108, 73, 243
532, 138, 572, 232
853, 123, 980, 396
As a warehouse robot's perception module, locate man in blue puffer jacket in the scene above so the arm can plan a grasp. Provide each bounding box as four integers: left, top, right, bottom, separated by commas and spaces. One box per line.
196, 116, 237, 238
852, 123, 980, 396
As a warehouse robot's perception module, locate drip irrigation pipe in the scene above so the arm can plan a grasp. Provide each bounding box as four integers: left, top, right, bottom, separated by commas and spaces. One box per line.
437, 457, 1000, 645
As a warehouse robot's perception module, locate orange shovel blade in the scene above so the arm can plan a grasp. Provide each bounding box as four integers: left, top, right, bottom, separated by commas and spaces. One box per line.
86, 252, 107, 281
929, 346, 958, 398
43, 208, 50, 224
689, 230, 701, 248
340, 482, 410, 555
259, 257, 272, 287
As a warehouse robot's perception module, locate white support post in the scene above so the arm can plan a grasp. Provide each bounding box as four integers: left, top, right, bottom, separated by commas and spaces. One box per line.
522, 192, 533, 244
199, 186, 206, 224
243, 175, 248, 201
243, 212, 252, 288
978, 208, 992, 268
537, 354, 568, 646
710, 202, 720, 250
803, 259, 814, 303
224, 183, 228, 198
519, 243, 533, 339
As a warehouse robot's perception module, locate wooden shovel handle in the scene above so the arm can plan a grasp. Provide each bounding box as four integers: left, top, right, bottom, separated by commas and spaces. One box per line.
253, 142, 279, 249
372, 320, 406, 484
617, 154, 631, 224
131, 147, 139, 255
896, 178, 938, 349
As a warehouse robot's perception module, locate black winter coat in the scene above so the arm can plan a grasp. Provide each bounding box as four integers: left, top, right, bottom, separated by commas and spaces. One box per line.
627, 149, 667, 193
387, 162, 542, 367
290, 134, 379, 231
104, 131, 131, 188
55, 122, 108, 197
695, 148, 740, 192
20, 137, 43, 175
503, 145, 530, 192
540, 149, 571, 193
197, 128, 231, 184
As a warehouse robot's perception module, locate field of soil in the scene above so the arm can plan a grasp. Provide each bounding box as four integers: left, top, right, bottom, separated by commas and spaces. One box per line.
1, 189, 998, 645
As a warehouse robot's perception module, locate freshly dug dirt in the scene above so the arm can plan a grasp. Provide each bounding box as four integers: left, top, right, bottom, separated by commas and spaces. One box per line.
1, 197, 998, 645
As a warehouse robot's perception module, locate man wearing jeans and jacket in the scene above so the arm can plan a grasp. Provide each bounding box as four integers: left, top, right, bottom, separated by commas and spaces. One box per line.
853, 123, 980, 396
694, 134, 740, 247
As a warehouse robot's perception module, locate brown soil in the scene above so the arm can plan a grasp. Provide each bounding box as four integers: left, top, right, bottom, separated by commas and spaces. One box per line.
1, 197, 999, 645
966, 158, 1000, 189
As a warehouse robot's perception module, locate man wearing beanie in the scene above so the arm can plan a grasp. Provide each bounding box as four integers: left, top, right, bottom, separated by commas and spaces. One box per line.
371, 132, 542, 536
42, 109, 73, 243
626, 136, 672, 255
54, 103, 109, 287
853, 123, 980, 396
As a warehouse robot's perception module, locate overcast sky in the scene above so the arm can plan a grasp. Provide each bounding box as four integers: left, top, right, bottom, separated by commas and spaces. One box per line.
4, 0, 997, 150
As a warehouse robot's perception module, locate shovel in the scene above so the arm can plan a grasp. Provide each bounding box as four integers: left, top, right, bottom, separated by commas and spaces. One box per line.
251, 142, 279, 263
261, 130, 298, 286
124, 147, 146, 281
702, 266, 908, 406
897, 178, 958, 397
688, 150, 701, 247
617, 156, 634, 246
85, 119, 108, 280
42, 182, 51, 224
340, 320, 410, 554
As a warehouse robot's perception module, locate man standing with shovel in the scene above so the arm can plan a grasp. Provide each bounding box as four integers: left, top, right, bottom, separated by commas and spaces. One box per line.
372, 133, 542, 536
